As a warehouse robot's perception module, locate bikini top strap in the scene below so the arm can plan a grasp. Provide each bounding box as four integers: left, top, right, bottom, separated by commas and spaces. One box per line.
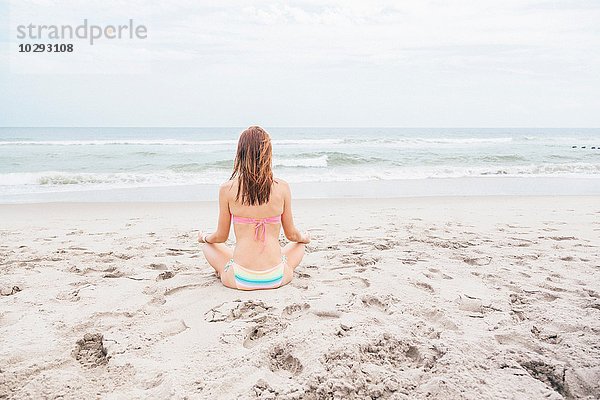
231, 215, 281, 224
231, 214, 282, 243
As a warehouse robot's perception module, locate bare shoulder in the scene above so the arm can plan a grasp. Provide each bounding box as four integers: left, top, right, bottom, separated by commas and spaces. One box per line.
273, 178, 291, 198
220, 179, 235, 189
274, 177, 290, 192
219, 180, 236, 198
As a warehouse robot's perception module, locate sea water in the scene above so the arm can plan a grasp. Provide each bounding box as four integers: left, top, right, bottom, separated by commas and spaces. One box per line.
1, 127, 599, 202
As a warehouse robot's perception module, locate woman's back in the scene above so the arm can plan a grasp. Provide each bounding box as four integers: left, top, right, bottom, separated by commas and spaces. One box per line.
226, 178, 286, 269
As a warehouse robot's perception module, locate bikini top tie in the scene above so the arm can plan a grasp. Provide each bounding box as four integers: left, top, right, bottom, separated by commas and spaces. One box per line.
231, 215, 282, 243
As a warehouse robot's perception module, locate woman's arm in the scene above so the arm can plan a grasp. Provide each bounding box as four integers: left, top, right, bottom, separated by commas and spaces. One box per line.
280, 180, 310, 244
203, 183, 232, 243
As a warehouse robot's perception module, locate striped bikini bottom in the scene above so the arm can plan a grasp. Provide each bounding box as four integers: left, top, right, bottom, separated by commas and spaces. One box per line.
223, 255, 288, 290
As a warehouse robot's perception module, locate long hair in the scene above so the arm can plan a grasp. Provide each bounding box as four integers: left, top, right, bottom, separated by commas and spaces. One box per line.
230, 126, 274, 205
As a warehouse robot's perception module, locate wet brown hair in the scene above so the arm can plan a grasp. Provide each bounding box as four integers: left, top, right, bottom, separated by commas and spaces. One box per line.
230, 126, 274, 205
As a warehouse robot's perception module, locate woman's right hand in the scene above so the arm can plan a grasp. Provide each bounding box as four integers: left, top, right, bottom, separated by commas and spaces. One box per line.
198, 231, 210, 243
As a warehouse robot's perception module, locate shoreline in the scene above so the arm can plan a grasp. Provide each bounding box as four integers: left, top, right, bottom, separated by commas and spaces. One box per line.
1, 176, 599, 204
1, 194, 599, 220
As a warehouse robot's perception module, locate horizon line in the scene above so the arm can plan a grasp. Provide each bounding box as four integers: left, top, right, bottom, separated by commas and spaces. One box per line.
1, 126, 600, 129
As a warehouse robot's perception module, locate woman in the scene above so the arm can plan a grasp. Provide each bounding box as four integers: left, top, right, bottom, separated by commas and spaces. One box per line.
198, 126, 311, 290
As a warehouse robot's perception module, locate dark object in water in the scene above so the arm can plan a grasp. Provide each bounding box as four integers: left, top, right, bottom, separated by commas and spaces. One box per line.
592, 147, 596, 149
572, 145, 577, 148
581, 146, 586, 148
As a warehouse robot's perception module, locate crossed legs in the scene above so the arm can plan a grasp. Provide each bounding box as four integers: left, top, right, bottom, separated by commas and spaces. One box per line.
281, 242, 305, 270
201, 242, 306, 278
201, 243, 232, 278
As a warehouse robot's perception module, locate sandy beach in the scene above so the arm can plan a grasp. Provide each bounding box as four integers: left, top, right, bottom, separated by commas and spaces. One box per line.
1, 196, 599, 399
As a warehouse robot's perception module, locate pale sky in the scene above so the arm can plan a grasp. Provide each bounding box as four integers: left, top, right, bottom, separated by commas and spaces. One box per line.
1, 0, 600, 127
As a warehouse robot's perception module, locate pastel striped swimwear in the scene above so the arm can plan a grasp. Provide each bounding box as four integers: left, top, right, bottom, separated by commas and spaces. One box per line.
224, 214, 287, 290
224, 255, 287, 290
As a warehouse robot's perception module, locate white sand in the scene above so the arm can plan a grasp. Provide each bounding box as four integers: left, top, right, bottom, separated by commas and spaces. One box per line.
1, 196, 599, 399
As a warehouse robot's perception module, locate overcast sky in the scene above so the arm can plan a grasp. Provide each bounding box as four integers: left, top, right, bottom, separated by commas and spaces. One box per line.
1, 0, 599, 127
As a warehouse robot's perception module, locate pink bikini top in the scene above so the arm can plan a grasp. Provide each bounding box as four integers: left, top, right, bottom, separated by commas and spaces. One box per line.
231, 214, 282, 243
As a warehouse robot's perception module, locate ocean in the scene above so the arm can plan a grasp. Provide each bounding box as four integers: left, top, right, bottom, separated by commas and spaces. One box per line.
1, 127, 599, 202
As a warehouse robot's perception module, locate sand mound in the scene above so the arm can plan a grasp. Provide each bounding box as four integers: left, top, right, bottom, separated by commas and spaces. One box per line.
72, 333, 108, 368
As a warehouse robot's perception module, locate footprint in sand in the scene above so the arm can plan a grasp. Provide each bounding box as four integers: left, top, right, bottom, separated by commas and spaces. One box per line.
423, 309, 459, 331
205, 300, 273, 322
310, 244, 340, 252
426, 268, 454, 280
334, 323, 354, 337
462, 256, 492, 266
340, 254, 380, 267
507, 237, 535, 247
518, 358, 571, 398
544, 236, 577, 241
372, 239, 399, 250
114, 253, 134, 260
398, 256, 419, 265
156, 271, 175, 280
360, 294, 398, 314
281, 303, 310, 319
358, 334, 441, 369
243, 315, 289, 348
340, 237, 365, 245
410, 235, 476, 249
322, 276, 370, 288
147, 263, 168, 270
103, 270, 125, 278
539, 282, 567, 293
159, 319, 189, 339
251, 379, 279, 398
311, 310, 342, 319
268, 344, 304, 375
56, 283, 94, 302
412, 280, 435, 293
531, 326, 561, 345
541, 226, 559, 232
350, 276, 371, 288
0, 285, 22, 296
291, 281, 310, 290
456, 296, 485, 317
505, 224, 532, 229
161, 273, 215, 297
163, 282, 212, 296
